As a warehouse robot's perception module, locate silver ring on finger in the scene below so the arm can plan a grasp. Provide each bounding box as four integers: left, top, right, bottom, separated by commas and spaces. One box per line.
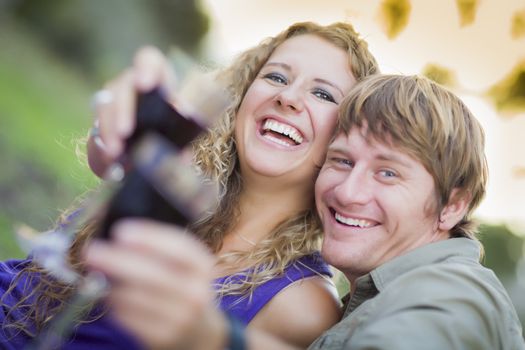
89, 119, 107, 150
91, 89, 114, 110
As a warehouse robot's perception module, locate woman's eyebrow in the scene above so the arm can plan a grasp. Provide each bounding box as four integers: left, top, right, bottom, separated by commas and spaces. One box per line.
264, 62, 292, 71
314, 78, 344, 96
263, 62, 344, 96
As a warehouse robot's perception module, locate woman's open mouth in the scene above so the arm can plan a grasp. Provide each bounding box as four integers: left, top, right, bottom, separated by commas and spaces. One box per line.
260, 119, 304, 147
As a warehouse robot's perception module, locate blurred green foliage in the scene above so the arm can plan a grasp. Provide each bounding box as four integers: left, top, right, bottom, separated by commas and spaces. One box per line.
0, 1, 210, 258
422, 63, 457, 88
0, 16, 96, 252
479, 224, 524, 282
486, 60, 525, 116
6, 0, 210, 82
511, 9, 525, 39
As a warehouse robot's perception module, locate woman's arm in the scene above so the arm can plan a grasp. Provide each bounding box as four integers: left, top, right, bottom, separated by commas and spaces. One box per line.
249, 276, 342, 348
82, 219, 303, 350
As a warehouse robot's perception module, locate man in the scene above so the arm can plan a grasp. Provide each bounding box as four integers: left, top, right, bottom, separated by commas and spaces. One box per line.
308, 74, 524, 349
85, 74, 524, 349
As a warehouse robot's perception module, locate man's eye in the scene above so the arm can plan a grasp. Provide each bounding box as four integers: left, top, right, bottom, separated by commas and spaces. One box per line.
264, 73, 287, 84
313, 89, 336, 103
379, 170, 397, 178
330, 157, 353, 167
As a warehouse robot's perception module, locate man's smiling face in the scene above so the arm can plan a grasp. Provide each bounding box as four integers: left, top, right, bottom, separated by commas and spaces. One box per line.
315, 127, 449, 282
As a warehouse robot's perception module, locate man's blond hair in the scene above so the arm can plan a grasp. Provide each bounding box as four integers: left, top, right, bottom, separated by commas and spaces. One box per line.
337, 74, 488, 239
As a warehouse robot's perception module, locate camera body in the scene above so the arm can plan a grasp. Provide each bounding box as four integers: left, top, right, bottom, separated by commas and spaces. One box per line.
98, 89, 215, 239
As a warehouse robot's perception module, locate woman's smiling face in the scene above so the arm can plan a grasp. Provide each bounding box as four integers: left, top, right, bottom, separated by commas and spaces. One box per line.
234, 34, 357, 188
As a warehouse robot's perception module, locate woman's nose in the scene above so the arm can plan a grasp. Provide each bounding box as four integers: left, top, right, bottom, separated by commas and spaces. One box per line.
275, 85, 304, 113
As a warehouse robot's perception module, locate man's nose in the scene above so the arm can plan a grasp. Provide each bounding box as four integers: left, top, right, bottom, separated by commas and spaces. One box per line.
333, 168, 373, 206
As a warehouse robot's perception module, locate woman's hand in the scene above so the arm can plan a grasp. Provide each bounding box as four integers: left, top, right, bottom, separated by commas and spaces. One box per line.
83, 219, 227, 350
88, 47, 177, 177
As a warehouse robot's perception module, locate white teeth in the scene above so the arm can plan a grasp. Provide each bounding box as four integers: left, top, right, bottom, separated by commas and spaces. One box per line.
263, 134, 293, 147
335, 212, 373, 228
263, 120, 304, 145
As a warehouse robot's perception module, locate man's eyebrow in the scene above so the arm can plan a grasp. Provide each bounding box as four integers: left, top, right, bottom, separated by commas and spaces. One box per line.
264, 62, 344, 96
326, 144, 348, 155
376, 153, 413, 168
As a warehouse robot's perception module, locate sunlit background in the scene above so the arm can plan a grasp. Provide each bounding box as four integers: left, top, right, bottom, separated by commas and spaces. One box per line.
1, 0, 524, 332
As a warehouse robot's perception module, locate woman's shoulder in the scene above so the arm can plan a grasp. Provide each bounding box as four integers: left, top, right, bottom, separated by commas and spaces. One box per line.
249, 254, 341, 347
251, 251, 333, 303
293, 251, 332, 277
216, 251, 334, 324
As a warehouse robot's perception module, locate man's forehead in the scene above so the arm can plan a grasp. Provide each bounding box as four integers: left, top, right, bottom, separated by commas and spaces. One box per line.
329, 130, 417, 167
329, 129, 391, 149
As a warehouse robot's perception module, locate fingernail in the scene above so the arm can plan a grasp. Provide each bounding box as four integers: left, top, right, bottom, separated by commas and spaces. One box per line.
136, 74, 155, 91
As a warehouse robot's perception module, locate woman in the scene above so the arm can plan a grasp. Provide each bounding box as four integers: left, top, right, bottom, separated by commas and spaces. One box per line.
1, 21, 378, 349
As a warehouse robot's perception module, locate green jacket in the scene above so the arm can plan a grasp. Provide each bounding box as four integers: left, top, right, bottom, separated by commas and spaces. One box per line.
309, 238, 524, 349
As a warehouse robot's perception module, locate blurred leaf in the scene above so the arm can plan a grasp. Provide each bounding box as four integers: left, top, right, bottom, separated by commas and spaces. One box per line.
378, 0, 412, 40
456, 0, 480, 27
421, 63, 457, 88
486, 60, 525, 116
514, 167, 525, 178
511, 9, 525, 39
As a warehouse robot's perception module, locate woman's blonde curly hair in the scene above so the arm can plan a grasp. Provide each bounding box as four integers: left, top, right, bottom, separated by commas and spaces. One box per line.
192, 21, 379, 296
1, 21, 379, 336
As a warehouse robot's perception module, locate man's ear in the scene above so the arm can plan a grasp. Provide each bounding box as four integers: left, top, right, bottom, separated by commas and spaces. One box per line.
438, 188, 471, 231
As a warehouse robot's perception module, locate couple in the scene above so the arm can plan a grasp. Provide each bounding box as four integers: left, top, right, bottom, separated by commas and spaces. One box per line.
1, 21, 523, 349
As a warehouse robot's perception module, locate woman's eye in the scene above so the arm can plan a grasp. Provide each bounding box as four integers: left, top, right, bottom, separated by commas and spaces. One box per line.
264, 73, 287, 85
313, 89, 336, 103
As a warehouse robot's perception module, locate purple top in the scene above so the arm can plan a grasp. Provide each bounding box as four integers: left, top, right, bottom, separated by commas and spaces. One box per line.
0, 259, 143, 350
1, 252, 331, 348
215, 252, 332, 324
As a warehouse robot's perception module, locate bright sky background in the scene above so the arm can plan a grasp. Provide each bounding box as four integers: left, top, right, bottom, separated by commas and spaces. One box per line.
201, 0, 525, 234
